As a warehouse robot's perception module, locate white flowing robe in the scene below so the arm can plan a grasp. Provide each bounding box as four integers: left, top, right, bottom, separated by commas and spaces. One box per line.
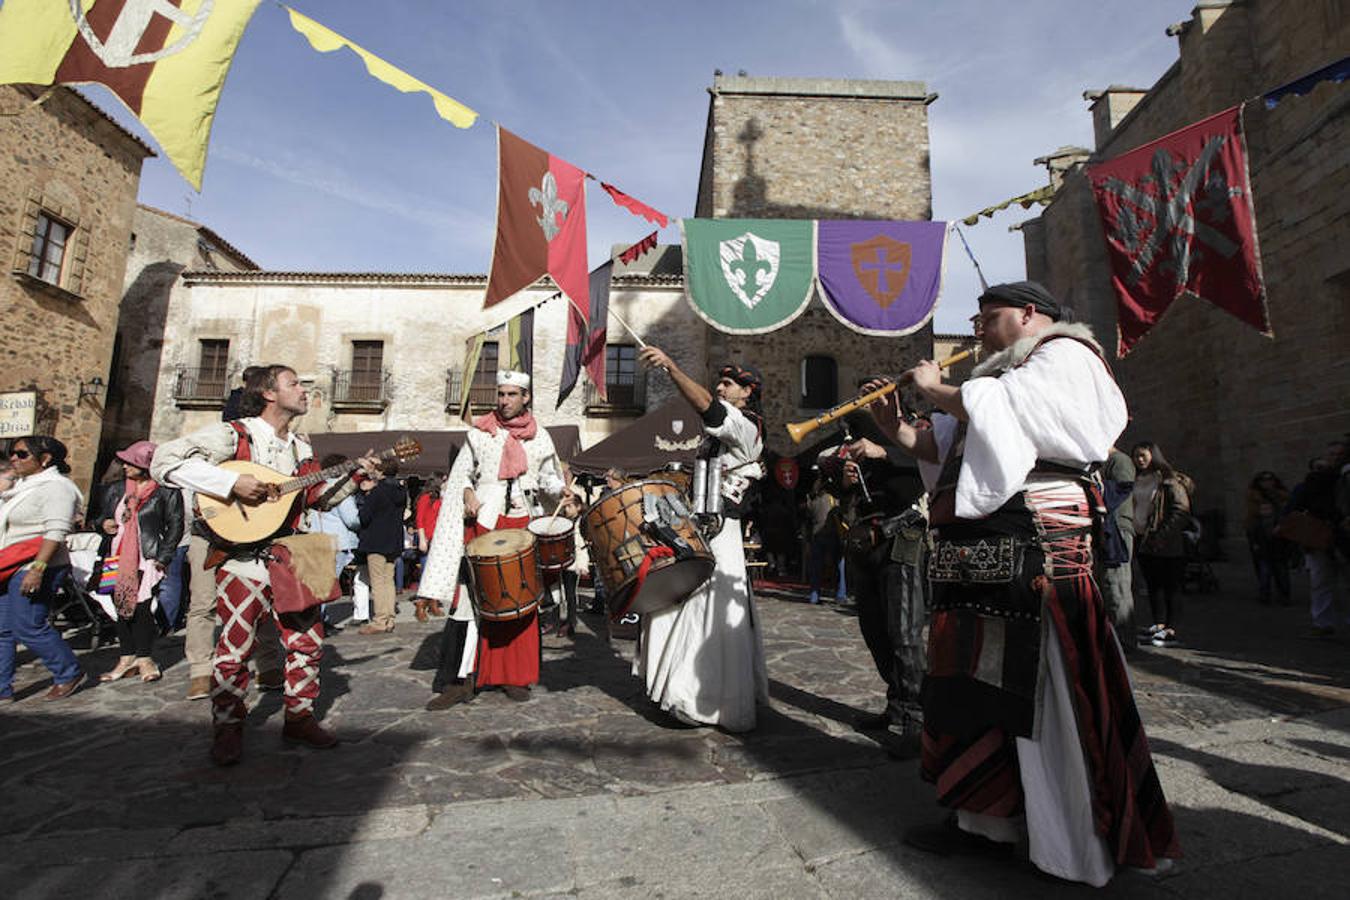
921, 333, 1129, 887
634, 400, 769, 733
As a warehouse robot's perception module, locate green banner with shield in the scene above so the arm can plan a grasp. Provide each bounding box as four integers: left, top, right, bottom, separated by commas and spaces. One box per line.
681, 219, 816, 334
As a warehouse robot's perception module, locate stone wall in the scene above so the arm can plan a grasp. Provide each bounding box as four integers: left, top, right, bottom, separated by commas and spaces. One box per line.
1024, 0, 1350, 544
0, 86, 150, 492
102, 205, 256, 467
694, 75, 938, 455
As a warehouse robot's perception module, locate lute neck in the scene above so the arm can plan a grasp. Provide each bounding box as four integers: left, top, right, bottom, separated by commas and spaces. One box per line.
276, 446, 398, 495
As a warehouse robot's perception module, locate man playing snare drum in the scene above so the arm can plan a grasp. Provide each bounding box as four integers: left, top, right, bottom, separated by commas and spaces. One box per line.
417, 370, 579, 709
633, 347, 769, 732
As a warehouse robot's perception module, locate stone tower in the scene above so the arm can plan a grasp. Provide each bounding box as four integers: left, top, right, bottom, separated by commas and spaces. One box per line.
693, 75, 938, 454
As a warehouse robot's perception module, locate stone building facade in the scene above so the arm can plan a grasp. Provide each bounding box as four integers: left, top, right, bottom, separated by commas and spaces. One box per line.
144, 74, 949, 463
147, 263, 701, 460
695, 75, 939, 454
0, 85, 152, 493
1021, 0, 1350, 544
100, 205, 257, 471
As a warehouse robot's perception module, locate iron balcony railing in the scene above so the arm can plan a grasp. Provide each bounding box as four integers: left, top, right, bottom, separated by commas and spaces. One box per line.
444, 368, 498, 413
584, 372, 646, 411
172, 366, 231, 404
331, 368, 389, 407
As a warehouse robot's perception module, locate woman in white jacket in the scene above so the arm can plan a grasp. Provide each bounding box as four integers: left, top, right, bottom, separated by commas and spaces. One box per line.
0, 436, 85, 701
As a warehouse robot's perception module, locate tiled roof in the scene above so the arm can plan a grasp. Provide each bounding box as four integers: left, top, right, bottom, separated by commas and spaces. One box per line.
138, 205, 259, 269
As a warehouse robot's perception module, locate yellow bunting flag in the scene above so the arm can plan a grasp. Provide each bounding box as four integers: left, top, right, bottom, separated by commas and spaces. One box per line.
0, 0, 262, 189
285, 6, 477, 129
960, 184, 1057, 226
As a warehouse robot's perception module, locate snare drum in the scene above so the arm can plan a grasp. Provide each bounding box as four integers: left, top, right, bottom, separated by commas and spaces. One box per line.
465, 529, 544, 621
581, 479, 714, 620
527, 516, 576, 573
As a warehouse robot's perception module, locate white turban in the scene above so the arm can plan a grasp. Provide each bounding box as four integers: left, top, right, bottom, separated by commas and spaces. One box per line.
497, 370, 531, 389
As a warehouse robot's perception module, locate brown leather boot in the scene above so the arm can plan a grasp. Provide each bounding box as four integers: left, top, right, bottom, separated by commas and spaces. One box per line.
210, 724, 243, 766
187, 676, 212, 701
282, 713, 338, 749
424, 682, 474, 711
44, 674, 84, 701
413, 599, 429, 623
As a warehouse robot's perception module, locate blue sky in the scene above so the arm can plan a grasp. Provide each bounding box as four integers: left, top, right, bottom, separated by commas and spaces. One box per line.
73, 0, 1192, 332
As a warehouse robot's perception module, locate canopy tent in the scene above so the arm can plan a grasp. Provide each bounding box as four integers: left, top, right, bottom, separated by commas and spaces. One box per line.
308, 426, 582, 479
566, 398, 704, 480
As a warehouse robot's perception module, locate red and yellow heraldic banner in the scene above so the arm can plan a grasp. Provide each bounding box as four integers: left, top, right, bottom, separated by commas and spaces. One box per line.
0, 0, 262, 189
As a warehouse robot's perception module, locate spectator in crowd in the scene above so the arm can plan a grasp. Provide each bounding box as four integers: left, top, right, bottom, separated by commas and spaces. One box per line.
804, 475, 845, 604
153, 489, 192, 634
0, 436, 85, 701
220, 366, 262, 423
92, 441, 184, 684
1099, 447, 1137, 637
354, 459, 407, 634
412, 472, 445, 621
1246, 471, 1293, 606
1286, 440, 1348, 636
1132, 441, 1191, 648
310, 454, 362, 632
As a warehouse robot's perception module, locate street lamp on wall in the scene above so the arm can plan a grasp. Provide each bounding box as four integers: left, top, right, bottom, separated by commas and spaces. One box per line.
78, 376, 105, 402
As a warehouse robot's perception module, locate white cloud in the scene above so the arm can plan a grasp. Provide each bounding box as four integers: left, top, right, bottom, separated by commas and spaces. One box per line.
837, 8, 920, 80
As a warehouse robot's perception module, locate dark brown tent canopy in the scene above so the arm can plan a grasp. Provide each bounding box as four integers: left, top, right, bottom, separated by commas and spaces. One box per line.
567, 398, 705, 480
308, 426, 581, 479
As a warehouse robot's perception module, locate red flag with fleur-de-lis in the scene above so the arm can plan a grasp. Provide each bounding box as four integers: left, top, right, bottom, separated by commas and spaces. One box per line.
1087, 105, 1270, 356
485, 127, 589, 319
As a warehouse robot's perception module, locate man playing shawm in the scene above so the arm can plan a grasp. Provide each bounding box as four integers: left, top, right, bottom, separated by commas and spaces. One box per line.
872, 282, 1178, 885
417, 371, 576, 708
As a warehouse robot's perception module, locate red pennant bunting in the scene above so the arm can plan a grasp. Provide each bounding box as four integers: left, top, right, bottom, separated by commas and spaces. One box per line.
619, 231, 659, 264
600, 182, 669, 228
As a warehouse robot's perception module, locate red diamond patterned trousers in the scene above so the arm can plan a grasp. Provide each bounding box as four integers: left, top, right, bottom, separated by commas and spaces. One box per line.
211, 570, 324, 726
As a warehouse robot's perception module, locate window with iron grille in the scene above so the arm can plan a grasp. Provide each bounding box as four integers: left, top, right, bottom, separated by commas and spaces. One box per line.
801, 355, 838, 409
27, 213, 72, 286
350, 340, 384, 401
606, 344, 639, 406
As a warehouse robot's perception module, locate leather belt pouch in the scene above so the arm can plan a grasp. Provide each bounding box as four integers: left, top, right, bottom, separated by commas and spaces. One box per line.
928, 536, 1022, 584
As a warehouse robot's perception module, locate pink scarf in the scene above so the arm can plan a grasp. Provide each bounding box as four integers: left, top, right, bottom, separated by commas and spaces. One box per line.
473, 410, 538, 480
113, 478, 159, 618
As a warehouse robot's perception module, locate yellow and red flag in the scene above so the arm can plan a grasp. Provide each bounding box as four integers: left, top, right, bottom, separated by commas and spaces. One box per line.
0, 0, 262, 189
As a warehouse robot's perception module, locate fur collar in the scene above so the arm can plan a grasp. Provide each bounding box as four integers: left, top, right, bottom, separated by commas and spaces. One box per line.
970, 321, 1103, 378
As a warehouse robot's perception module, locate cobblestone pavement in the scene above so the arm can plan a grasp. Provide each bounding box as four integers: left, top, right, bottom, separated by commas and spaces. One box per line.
1, 559, 1347, 898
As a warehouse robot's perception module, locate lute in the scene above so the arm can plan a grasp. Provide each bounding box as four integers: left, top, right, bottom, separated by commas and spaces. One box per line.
195, 437, 422, 547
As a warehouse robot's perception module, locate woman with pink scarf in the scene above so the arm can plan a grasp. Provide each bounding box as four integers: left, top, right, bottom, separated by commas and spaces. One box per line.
93, 441, 184, 683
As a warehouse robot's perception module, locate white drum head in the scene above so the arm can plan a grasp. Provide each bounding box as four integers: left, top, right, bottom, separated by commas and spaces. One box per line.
467, 528, 534, 558
528, 517, 573, 537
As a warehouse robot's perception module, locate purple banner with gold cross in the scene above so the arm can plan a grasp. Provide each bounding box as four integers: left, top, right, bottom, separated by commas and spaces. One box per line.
816, 220, 948, 336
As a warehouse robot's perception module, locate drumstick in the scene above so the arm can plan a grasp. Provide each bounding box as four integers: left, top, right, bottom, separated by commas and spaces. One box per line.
547, 496, 567, 527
